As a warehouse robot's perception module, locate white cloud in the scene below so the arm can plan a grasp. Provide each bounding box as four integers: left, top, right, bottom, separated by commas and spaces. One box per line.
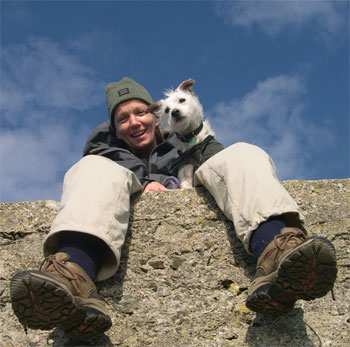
1, 36, 104, 202
216, 0, 347, 37
1, 125, 71, 202
0, 114, 92, 202
1, 36, 104, 123
208, 74, 334, 180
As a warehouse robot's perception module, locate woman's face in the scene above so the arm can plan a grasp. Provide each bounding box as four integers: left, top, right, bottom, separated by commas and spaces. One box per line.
114, 99, 159, 158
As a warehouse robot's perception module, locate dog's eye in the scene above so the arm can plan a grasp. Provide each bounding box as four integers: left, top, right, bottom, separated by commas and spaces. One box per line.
165, 107, 170, 114
179, 98, 186, 103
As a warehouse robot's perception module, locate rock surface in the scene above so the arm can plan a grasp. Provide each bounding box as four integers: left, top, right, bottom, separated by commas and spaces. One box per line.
0, 179, 349, 346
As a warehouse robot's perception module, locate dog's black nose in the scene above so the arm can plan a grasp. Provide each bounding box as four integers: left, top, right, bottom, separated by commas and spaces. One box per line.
171, 109, 181, 119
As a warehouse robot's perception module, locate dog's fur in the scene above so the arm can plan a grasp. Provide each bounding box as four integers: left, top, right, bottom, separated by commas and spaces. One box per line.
147, 79, 214, 188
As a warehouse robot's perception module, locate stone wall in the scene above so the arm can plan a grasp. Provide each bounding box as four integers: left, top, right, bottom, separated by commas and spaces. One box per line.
0, 179, 349, 346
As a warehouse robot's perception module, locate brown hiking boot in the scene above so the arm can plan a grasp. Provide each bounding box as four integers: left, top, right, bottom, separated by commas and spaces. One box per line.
10, 252, 112, 340
246, 228, 337, 316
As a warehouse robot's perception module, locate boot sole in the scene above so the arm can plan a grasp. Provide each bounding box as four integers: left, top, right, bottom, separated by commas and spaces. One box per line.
276, 236, 337, 300
10, 270, 112, 339
245, 283, 297, 316
62, 306, 112, 340
10, 270, 78, 330
246, 236, 337, 315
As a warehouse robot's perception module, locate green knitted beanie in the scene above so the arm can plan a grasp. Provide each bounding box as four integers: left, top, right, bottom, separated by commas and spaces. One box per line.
106, 77, 153, 122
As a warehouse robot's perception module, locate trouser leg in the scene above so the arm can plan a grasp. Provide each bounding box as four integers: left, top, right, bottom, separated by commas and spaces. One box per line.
43, 155, 143, 281
194, 142, 303, 253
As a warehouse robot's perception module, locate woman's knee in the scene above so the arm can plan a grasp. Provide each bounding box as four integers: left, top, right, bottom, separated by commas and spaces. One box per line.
226, 142, 268, 157
65, 155, 131, 182
77, 155, 127, 173
210, 142, 269, 165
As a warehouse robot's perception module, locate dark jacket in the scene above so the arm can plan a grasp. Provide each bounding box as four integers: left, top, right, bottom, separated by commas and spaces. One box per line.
83, 121, 224, 187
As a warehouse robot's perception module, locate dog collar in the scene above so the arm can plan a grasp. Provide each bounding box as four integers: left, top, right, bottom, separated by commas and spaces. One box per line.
178, 122, 203, 144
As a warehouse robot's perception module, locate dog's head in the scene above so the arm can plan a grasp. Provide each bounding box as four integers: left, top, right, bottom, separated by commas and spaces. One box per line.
146, 79, 203, 135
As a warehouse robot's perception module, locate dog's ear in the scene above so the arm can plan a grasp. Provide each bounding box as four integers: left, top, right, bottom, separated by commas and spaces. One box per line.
178, 79, 195, 94
146, 100, 162, 116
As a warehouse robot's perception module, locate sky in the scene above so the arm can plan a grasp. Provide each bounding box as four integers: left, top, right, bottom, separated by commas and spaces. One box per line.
1, 0, 349, 203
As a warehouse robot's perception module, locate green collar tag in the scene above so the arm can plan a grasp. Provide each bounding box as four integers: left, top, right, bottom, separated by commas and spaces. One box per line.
189, 137, 198, 144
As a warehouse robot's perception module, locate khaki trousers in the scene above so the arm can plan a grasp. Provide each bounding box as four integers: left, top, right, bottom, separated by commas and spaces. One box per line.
44, 142, 302, 281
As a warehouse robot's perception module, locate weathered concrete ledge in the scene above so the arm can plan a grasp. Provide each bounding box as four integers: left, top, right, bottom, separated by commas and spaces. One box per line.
0, 179, 349, 346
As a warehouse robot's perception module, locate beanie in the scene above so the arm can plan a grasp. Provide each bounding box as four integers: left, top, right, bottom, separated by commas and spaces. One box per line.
106, 77, 153, 124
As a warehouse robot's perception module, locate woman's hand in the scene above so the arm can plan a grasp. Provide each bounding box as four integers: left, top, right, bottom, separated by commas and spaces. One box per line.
143, 182, 168, 193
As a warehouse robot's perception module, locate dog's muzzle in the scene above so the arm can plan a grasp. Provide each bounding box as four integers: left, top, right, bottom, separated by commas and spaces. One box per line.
171, 109, 183, 121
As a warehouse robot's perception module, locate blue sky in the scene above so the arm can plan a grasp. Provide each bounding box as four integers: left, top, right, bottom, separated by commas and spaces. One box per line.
1, 0, 349, 202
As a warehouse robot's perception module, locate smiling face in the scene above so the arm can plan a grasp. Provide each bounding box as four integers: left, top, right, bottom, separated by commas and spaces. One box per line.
114, 99, 159, 158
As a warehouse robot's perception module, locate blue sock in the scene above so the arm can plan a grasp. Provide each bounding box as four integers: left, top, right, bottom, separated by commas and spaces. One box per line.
249, 216, 287, 261
57, 232, 105, 281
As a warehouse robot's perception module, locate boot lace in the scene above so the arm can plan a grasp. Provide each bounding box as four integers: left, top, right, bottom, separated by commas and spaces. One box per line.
40, 255, 82, 294
273, 230, 305, 254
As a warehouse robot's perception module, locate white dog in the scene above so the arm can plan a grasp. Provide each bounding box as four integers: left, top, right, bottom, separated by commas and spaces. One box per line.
147, 79, 214, 188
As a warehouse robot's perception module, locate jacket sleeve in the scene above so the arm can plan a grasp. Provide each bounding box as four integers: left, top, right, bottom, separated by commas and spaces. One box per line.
99, 148, 168, 187
83, 121, 168, 188
200, 137, 225, 163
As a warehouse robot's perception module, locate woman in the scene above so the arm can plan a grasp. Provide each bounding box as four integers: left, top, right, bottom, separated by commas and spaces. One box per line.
10, 77, 337, 340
